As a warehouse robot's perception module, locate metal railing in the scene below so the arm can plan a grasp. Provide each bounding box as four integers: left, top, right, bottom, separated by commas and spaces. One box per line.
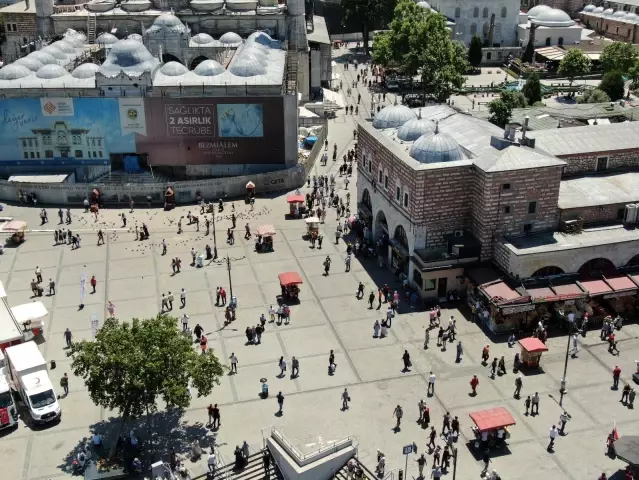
265, 426, 357, 464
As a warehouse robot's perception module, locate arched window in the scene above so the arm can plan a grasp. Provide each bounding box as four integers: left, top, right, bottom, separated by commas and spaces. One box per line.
501, 6, 507, 17
482, 7, 489, 18
362, 189, 372, 210
578, 258, 616, 278
470, 23, 477, 35
473, 6, 479, 17
394, 225, 409, 250
455, 7, 461, 17
531, 266, 564, 278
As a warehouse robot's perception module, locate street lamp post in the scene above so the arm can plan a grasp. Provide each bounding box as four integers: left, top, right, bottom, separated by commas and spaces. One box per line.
559, 318, 581, 407
211, 212, 218, 260
226, 255, 233, 301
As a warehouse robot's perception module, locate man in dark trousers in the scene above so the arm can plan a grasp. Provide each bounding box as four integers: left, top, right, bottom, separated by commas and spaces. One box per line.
428, 427, 437, 449
262, 450, 271, 476
613, 365, 622, 389
64, 328, 72, 348
277, 391, 284, 414
402, 350, 411, 372
210, 404, 220, 429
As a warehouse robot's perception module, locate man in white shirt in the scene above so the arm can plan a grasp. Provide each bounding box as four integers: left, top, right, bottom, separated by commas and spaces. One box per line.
428, 372, 436, 395
180, 288, 186, 308
230, 353, 238, 374
208, 452, 216, 473
182, 313, 189, 331
548, 425, 558, 451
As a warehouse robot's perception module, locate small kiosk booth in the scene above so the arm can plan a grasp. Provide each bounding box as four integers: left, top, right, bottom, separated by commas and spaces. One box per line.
287, 194, 305, 218
164, 187, 176, 210
518, 337, 548, 368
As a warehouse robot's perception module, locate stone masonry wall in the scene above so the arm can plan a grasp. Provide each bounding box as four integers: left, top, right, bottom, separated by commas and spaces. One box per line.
561, 149, 639, 175
4, 12, 37, 36
560, 203, 627, 225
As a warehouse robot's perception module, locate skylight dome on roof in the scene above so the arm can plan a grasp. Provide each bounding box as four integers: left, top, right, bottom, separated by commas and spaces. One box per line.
150, 12, 187, 33
97, 33, 119, 45
127, 33, 143, 42
527, 4, 551, 18
603, 8, 614, 15
372, 104, 417, 129
582, 4, 595, 12
160, 61, 188, 76
409, 125, 466, 164
613, 10, 626, 17
194, 59, 225, 76
99, 39, 159, 76
0, 64, 33, 80
36, 64, 69, 79
29, 51, 58, 65
72, 63, 100, 78
592, 6, 604, 13
14, 57, 45, 72
531, 8, 574, 27
192, 33, 215, 44
42, 45, 68, 60
230, 58, 267, 77
219, 32, 243, 45
397, 114, 435, 141
52, 41, 76, 55
416, 1, 430, 9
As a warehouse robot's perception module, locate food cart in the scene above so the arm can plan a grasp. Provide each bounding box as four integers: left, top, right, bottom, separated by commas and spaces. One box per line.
255, 225, 276, 253
518, 337, 549, 368
305, 217, 320, 239
246, 181, 255, 203
469, 407, 516, 449
3, 220, 27, 244
278, 272, 303, 302
287, 194, 306, 218
164, 187, 176, 210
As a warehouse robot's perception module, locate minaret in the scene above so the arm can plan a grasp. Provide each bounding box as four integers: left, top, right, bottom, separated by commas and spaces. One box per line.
34, 0, 54, 38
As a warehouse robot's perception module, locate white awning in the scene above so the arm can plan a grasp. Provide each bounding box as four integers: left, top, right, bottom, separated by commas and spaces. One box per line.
9, 174, 69, 183
11, 302, 48, 324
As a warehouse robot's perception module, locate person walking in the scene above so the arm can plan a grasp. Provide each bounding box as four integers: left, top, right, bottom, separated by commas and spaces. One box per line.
291, 356, 300, 378
393, 405, 403, 429
35, 266, 43, 284
181, 313, 189, 332
559, 411, 569, 435
180, 288, 186, 308
49, 278, 56, 296
428, 427, 437, 449
525, 395, 532, 415
548, 425, 558, 451
424, 328, 430, 349
613, 365, 622, 389
531, 392, 540, 415
481, 449, 491, 476
167, 292, 174, 310
368, 291, 375, 308
64, 328, 72, 348
278, 356, 287, 377
276, 391, 284, 414
456, 341, 463, 363
416, 453, 427, 479
342, 388, 350, 410
345, 254, 351, 272
211, 403, 221, 428
428, 371, 436, 395
90, 275, 97, 294
402, 350, 411, 372
514, 374, 523, 398
229, 353, 238, 374
263, 450, 271, 476
60, 373, 69, 396
470, 374, 479, 396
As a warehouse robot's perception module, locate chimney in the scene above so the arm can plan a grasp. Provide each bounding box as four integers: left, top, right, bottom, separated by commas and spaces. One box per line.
521, 115, 529, 140
25, 0, 29, 9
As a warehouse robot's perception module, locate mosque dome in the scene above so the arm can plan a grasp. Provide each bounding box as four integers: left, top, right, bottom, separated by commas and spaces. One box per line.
592, 6, 604, 13
160, 61, 188, 76
527, 4, 552, 18
219, 31, 243, 45
127, 33, 143, 42
36, 64, 69, 79
240, 47, 268, 64
62, 34, 85, 48
397, 114, 435, 142
14, 56, 45, 72
582, 4, 595, 12
531, 8, 575, 27
230, 57, 267, 76
72, 63, 100, 78
372, 104, 417, 129
190, 0, 224, 11
97, 32, 119, 45
246, 31, 274, 47
623, 12, 639, 22
148, 12, 187, 34
99, 39, 159, 76
29, 51, 58, 65
120, 0, 152, 11
603, 8, 614, 15
0, 63, 33, 80
42, 45, 68, 60
409, 125, 466, 164
52, 40, 76, 55
192, 33, 215, 44
225, 0, 258, 11
194, 59, 225, 76
613, 10, 626, 17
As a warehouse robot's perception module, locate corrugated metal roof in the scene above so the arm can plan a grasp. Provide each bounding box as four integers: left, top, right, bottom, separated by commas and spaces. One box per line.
559, 171, 639, 209
529, 122, 639, 156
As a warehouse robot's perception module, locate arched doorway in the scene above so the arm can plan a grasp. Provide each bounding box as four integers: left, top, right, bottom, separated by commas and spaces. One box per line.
531, 266, 565, 278
162, 53, 183, 64
558, 37, 564, 46
362, 189, 372, 210
627, 254, 639, 266
190, 55, 208, 70
578, 258, 616, 278
391, 225, 410, 277
375, 210, 388, 240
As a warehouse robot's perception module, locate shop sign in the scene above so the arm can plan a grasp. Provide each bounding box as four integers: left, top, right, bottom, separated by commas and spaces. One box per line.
501, 304, 535, 315
603, 291, 637, 299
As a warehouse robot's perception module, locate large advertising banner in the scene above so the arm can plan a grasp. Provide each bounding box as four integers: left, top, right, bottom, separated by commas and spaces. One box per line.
0, 98, 136, 165
138, 97, 285, 165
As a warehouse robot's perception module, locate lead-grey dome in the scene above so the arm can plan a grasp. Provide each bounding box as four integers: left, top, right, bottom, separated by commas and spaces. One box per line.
72, 63, 100, 78
527, 4, 551, 18
603, 8, 614, 15
230, 57, 267, 77
52, 40, 76, 55
62, 34, 85, 48
531, 8, 575, 27
192, 33, 214, 44
127, 33, 143, 42
397, 114, 435, 141
582, 4, 595, 12
29, 51, 58, 65
194, 59, 224, 76
14, 56, 45, 72
36, 64, 69, 79
219, 32, 243, 45
246, 31, 274, 47
613, 10, 626, 17
148, 12, 187, 33
0, 64, 33, 80
240, 47, 268, 64
99, 39, 159, 76
372, 104, 417, 129
97, 33, 119, 45
42, 45, 68, 60
160, 61, 188, 76
410, 127, 466, 164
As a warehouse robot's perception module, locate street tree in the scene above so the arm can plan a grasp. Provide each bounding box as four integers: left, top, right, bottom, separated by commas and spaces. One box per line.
558, 49, 592, 89
628, 59, 639, 89
488, 99, 512, 127
501, 90, 528, 109
468, 36, 483, 68
70, 315, 225, 456
342, 0, 396, 55
522, 72, 542, 105
576, 88, 611, 104
601, 41, 638, 74
598, 70, 626, 101
419, 13, 468, 101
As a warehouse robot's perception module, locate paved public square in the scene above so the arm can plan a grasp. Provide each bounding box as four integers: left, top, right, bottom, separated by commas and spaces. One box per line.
0, 52, 637, 480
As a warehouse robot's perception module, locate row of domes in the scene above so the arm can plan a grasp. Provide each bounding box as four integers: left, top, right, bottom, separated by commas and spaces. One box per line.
86, 0, 278, 13
582, 4, 639, 22
372, 105, 466, 164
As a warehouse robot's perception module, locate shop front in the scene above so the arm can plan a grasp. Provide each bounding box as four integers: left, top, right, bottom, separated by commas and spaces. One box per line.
389, 239, 410, 280
477, 280, 532, 334
526, 282, 588, 331
579, 276, 639, 324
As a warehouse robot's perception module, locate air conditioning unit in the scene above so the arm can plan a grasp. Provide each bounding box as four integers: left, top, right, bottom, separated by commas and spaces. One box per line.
451, 244, 462, 257
624, 204, 638, 225
454, 230, 464, 237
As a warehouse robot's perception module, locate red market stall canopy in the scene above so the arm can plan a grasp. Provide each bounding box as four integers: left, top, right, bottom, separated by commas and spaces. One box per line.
256, 225, 276, 236
518, 337, 549, 354
601, 275, 638, 299
278, 272, 303, 287
578, 279, 612, 296
527, 282, 587, 303
469, 407, 516, 431
480, 280, 529, 305
287, 194, 305, 204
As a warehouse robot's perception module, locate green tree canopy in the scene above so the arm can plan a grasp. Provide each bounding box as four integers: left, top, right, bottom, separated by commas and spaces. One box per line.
576, 88, 611, 104
488, 99, 512, 127
628, 58, 639, 89
70, 315, 225, 452
598, 70, 626, 101
468, 35, 483, 68
500, 90, 528, 110
343, 0, 397, 55
522, 72, 542, 105
601, 42, 639, 74
558, 49, 592, 87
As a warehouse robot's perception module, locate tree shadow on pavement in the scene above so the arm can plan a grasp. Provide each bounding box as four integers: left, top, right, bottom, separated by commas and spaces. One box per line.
56, 409, 214, 476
